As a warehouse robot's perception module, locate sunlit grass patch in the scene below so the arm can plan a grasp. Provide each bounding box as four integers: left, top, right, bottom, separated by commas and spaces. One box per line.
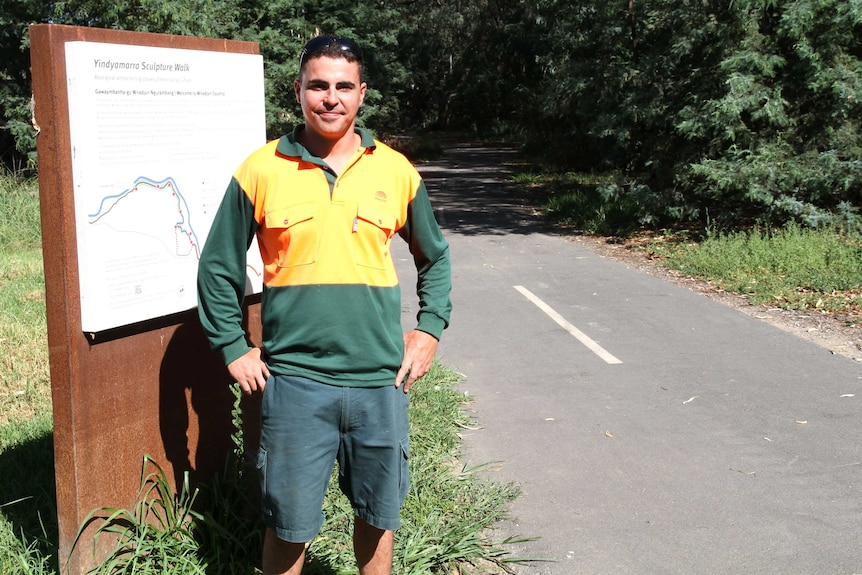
0, 172, 56, 572
0, 248, 49, 428
643, 223, 862, 317
0, 173, 41, 250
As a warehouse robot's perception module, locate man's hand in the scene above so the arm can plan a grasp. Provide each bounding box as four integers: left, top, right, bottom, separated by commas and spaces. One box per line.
228, 347, 270, 395
395, 330, 438, 393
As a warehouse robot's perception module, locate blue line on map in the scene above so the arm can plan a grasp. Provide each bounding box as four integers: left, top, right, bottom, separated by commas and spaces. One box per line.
88, 176, 202, 258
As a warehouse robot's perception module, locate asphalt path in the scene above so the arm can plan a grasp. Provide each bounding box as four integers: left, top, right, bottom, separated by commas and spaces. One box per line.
395, 144, 862, 575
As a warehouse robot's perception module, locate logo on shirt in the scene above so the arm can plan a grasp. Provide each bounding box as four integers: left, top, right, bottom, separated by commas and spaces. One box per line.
374, 191, 387, 203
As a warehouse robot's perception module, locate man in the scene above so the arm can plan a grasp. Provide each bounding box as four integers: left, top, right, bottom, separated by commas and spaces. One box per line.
197, 35, 452, 575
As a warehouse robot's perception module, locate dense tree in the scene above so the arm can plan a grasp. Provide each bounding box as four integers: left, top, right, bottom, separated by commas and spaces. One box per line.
678, 0, 862, 227
524, 0, 862, 229
530, 0, 743, 222
2, 0, 860, 229
0, 0, 57, 170
394, 0, 542, 133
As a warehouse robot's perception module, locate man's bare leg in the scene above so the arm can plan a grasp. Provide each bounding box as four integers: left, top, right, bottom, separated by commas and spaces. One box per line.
354, 516, 394, 575
262, 528, 305, 575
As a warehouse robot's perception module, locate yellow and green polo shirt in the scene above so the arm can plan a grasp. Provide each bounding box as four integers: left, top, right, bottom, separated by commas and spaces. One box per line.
197, 127, 452, 387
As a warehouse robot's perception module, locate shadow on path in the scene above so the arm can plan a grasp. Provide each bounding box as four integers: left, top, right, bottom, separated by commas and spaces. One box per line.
417, 143, 553, 236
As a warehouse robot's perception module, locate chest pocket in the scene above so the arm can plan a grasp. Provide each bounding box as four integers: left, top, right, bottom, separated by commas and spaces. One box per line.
264, 203, 319, 268
353, 204, 397, 270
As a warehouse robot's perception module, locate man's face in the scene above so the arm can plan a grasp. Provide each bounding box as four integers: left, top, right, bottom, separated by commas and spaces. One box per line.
295, 56, 366, 142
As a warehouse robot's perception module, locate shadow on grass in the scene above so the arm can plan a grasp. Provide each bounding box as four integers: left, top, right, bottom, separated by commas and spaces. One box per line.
0, 423, 59, 568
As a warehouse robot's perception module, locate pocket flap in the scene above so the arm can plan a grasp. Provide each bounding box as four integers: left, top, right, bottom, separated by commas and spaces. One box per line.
264, 203, 316, 229
357, 204, 396, 232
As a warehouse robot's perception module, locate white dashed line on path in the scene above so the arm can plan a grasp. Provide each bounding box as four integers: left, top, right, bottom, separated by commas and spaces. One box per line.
514, 285, 623, 365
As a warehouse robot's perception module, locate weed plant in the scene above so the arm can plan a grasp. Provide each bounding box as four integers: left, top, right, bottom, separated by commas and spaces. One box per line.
71, 457, 205, 575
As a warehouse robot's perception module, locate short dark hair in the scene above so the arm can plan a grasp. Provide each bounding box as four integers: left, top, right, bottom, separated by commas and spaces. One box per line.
299, 35, 364, 78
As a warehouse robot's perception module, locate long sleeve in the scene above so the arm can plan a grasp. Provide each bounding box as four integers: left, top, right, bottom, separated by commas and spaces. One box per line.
197, 176, 259, 365
400, 180, 452, 339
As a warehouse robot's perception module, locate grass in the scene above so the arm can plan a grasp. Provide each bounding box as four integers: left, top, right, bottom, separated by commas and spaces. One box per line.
0, 172, 56, 575
71, 456, 206, 575
641, 223, 862, 318
517, 168, 862, 320
0, 249, 49, 428
0, 173, 48, 429
0, 170, 524, 574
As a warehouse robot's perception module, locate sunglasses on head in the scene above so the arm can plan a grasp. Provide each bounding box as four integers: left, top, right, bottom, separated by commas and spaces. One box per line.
299, 36, 363, 69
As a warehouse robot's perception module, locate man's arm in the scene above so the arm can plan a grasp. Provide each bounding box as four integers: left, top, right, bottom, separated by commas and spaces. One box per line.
197, 175, 262, 391
396, 179, 452, 390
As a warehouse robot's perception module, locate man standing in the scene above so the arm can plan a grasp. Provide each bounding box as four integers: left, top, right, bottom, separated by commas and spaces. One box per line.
197, 35, 452, 575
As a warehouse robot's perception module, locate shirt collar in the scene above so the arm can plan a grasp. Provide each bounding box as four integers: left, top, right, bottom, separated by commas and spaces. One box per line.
276, 125, 377, 160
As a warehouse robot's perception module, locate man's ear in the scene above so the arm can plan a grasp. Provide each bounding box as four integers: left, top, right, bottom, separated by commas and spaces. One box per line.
359, 82, 367, 105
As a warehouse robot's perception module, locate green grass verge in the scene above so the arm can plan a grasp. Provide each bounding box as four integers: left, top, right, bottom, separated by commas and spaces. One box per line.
642, 223, 862, 317
0, 173, 56, 574
0, 247, 49, 429
0, 171, 42, 250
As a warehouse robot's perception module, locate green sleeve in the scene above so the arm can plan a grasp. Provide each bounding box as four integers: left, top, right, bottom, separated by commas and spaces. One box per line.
197, 176, 259, 365
400, 180, 452, 339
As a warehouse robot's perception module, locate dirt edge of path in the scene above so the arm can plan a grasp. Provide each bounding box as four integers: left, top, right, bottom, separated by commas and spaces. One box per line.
572, 234, 862, 364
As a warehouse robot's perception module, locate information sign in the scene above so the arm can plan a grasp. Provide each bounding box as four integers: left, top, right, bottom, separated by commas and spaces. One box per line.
64, 41, 265, 331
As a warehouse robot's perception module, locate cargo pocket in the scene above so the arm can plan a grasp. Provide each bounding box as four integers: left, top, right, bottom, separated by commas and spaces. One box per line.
398, 438, 411, 502
263, 203, 319, 268
256, 448, 271, 518
353, 204, 396, 270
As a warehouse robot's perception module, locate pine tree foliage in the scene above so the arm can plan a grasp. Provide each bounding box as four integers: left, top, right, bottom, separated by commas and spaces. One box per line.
678, 0, 862, 228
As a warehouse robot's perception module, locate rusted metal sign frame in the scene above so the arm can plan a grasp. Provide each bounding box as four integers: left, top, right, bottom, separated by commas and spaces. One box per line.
29, 24, 262, 574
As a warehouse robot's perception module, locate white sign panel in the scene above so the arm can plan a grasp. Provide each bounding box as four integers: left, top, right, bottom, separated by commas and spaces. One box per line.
64, 41, 265, 332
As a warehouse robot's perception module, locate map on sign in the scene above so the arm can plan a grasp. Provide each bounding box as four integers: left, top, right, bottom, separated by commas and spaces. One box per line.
65, 41, 265, 332
88, 176, 202, 258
